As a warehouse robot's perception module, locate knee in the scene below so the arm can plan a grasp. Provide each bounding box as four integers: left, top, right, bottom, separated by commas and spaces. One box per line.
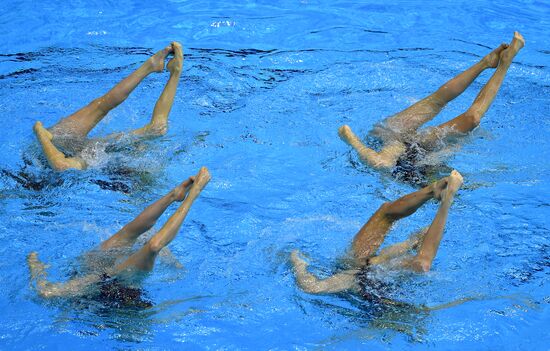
464, 109, 482, 128
90, 97, 109, 113
379, 201, 393, 213
146, 239, 163, 255
144, 122, 167, 137
411, 257, 432, 272
37, 283, 58, 298
378, 201, 399, 221
431, 90, 449, 108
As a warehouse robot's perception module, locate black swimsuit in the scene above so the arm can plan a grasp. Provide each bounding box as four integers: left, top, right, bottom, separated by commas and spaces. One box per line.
391, 141, 431, 187
356, 264, 392, 303
355, 264, 422, 319
94, 273, 153, 309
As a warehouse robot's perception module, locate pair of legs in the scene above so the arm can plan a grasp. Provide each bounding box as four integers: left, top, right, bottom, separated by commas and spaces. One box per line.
339, 32, 525, 169
33, 42, 185, 171
290, 170, 463, 294
27, 167, 211, 298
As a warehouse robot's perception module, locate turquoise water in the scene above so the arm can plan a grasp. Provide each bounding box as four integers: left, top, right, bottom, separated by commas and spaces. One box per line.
0, 0, 549, 349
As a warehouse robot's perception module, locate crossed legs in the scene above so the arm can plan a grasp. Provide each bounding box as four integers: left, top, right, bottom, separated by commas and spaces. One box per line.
27, 167, 211, 298
339, 32, 524, 169
290, 171, 462, 294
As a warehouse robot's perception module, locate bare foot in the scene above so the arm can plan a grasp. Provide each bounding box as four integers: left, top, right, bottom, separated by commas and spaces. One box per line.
338, 124, 370, 150
173, 176, 195, 201
167, 42, 183, 75
482, 43, 508, 68
192, 166, 211, 191
432, 177, 449, 201
148, 44, 174, 73
442, 170, 463, 203
33, 121, 53, 140
27, 252, 48, 279
500, 31, 525, 64
338, 125, 356, 145
290, 250, 308, 270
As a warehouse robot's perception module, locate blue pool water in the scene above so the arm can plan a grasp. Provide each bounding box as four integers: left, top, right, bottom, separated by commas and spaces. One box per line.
1, 0, 549, 349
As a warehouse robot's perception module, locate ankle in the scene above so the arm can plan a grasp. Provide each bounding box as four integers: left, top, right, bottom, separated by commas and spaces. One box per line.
169, 68, 182, 77
441, 195, 454, 207
478, 59, 492, 71
145, 122, 167, 136
498, 59, 512, 70
142, 60, 157, 74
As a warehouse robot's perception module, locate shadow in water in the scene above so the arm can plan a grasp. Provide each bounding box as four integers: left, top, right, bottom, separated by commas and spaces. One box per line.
47, 295, 212, 343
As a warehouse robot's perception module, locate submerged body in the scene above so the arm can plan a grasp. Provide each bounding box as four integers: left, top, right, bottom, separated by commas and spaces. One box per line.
27, 167, 211, 307
290, 170, 464, 298
339, 32, 525, 186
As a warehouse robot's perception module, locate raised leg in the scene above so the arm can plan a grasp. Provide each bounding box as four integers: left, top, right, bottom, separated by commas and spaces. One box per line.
48, 45, 174, 137
132, 42, 184, 137
381, 43, 509, 135
420, 32, 525, 146
368, 227, 428, 265
338, 43, 509, 169
403, 170, 463, 272
113, 167, 211, 273
99, 176, 195, 250
351, 176, 448, 261
289, 250, 358, 294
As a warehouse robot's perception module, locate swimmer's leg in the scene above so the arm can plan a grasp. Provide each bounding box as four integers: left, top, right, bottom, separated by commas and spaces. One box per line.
132, 42, 183, 137
27, 252, 101, 298
351, 176, 448, 260
289, 250, 358, 294
48, 44, 174, 137
338, 124, 406, 169
100, 176, 194, 250
381, 43, 509, 134
33, 121, 87, 171
402, 170, 463, 272
420, 32, 524, 146
113, 167, 210, 273
368, 227, 428, 265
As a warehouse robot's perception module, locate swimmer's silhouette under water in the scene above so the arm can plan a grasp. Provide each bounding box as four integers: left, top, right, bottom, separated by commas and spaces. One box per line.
339, 32, 525, 185
27, 167, 210, 307
33, 42, 184, 171
290, 170, 463, 297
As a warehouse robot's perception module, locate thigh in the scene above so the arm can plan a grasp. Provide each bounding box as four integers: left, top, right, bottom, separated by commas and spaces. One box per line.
49, 101, 107, 137
418, 111, 477, 148
351, 208, 394, 261
382, 95, 446, 135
